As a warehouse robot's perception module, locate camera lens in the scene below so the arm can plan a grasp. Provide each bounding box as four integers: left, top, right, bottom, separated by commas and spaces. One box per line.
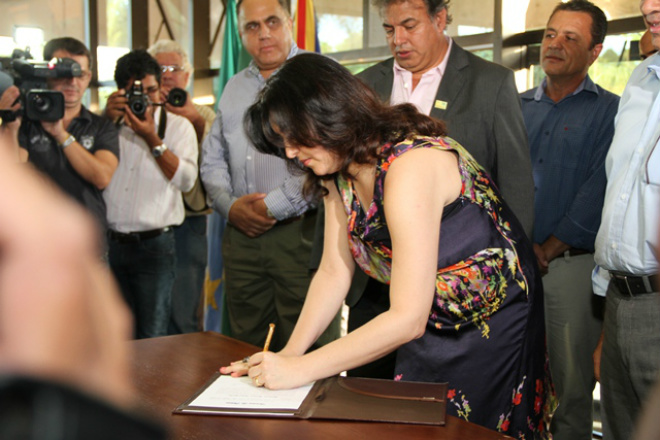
24, 90, 65, 122
131, 101, 145, 115
167, 88, 187, 107
31, 94, 52, 113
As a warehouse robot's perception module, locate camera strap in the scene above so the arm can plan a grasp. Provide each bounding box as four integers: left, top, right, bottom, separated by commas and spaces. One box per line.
157, 107, 167, 140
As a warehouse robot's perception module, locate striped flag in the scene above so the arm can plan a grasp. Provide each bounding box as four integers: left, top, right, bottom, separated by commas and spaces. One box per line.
203, 0, 250, 334
293, 0, 320, 53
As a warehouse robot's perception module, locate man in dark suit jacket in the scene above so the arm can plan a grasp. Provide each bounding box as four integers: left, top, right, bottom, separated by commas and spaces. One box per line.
341, 0, 535, 379
358, 0, 533, 235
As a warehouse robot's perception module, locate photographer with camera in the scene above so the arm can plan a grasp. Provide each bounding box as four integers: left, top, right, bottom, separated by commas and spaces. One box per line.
17, 38, 119, 250
102, 49, 198, 339
146, 39, 216, 335
149, 40, 214, 144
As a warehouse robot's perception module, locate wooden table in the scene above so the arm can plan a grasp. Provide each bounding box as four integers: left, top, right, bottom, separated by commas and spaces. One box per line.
131, 332, 513, 440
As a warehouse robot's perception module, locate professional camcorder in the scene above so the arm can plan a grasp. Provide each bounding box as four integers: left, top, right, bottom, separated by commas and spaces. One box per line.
0, 48, 81, 122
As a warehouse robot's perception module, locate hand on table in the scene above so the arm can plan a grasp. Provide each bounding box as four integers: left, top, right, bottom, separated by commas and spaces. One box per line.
220, 352, 310, 390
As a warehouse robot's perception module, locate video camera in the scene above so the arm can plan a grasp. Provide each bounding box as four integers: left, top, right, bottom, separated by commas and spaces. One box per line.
0, 48, 82, 122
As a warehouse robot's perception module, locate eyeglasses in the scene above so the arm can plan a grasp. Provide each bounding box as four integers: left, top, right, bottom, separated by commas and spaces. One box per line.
160, 65, 185, 73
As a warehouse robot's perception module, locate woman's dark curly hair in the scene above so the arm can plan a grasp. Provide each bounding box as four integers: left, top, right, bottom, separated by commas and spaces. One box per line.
245, 53, 447, 199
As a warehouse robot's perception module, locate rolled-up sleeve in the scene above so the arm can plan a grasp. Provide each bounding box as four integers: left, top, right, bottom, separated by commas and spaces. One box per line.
264, 171, 310, 220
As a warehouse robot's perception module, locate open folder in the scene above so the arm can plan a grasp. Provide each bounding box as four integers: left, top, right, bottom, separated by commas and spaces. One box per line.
174, 373, 448, 425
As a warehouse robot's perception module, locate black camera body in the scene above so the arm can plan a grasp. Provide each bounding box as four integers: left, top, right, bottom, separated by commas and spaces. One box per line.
0, 49, 82, 122
126, 80, 150, 119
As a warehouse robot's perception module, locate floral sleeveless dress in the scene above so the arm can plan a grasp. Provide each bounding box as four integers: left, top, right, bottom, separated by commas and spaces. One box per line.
336, 136, 549, 439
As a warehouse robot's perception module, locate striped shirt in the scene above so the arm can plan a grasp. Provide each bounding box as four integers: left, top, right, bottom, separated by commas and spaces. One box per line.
200, 44, 312, 221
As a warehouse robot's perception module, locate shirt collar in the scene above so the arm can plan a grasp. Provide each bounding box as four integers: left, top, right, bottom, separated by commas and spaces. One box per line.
74, 105, 93, 123
646, 53, 660, 80
393, 36, 453, 78
248, 43, 299, 79
533, 74, 597, 102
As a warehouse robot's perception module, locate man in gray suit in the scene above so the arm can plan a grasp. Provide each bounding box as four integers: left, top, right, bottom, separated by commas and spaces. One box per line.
345, 0, 535, 379
359, 0, 533, 236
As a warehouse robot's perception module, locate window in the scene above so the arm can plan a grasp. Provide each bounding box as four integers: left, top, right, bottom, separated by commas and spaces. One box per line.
524, 31, 645, 95
448, 0, 495, 37
97, 0, 131, 112
314, 0, 364, 53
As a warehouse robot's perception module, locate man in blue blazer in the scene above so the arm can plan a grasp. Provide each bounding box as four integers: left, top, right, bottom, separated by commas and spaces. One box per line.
345, 0, 535, 379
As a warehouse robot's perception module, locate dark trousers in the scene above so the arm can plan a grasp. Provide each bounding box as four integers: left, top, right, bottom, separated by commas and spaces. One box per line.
109, 229, 176, 339
169, 215, 208, 334
347, 276, 397, 379
222, 211, 340, 352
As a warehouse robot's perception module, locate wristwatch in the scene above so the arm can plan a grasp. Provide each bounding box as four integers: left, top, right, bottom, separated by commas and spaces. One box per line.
59, 134, 76, 149
151, 143, 168, 158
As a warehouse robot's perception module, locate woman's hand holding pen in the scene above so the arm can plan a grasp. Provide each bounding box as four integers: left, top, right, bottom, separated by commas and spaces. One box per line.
220, 352, 311, 390
219, 323, 313, 390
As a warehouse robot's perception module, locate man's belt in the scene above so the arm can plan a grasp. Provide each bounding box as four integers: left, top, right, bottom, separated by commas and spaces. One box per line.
567, 248, 591, 257
273, 208, 318, 227
108, 227, 171, 244
610, 272, 659, 296
274, 214, 303, 226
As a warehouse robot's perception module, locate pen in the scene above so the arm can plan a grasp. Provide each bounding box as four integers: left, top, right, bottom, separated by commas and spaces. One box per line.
240, 323, 275, 369
263, 323, 275, 352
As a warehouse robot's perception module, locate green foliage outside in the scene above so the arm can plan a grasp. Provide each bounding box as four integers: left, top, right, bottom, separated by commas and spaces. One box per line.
107, 0, 130, 48
530, 32, 644, 96
318, 15, 363, 54
591, 46, 642, 96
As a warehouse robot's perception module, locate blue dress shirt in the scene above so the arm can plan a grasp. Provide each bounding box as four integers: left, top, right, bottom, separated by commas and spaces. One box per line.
200, 44, 311, 221
521, 75, 619, 251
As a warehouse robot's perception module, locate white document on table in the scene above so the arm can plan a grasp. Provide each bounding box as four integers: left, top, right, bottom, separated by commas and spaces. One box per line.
189, 375, 314, 411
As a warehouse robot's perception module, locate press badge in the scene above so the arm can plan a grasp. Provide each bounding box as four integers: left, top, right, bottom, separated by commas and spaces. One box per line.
80, 135, 94, 150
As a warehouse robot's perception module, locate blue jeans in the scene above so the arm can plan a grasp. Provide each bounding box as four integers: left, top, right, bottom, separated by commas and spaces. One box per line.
169, 215, 208, 334
109, 229, 176, 339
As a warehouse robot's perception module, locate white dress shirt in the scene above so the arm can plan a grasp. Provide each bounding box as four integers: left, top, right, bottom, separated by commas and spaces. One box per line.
104, 107, 198, 232
593, 54, 660, 295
